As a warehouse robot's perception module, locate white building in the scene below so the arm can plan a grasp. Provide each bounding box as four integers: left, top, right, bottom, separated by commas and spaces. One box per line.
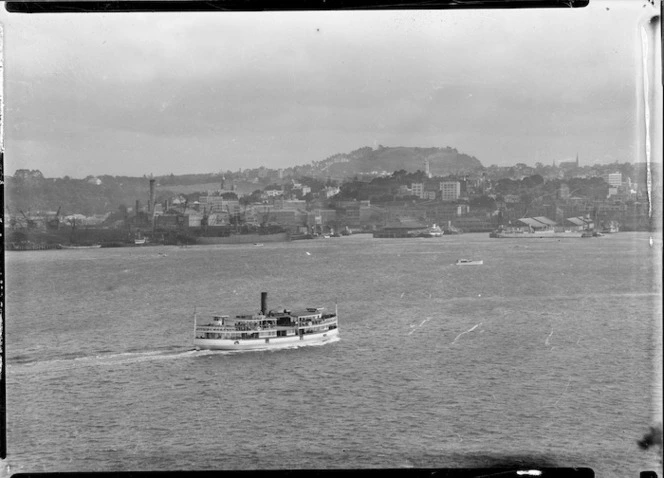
411, 183, 424, 199
607, 172, 622, 188
323, 186, 340, 198
439, 181, 461, 201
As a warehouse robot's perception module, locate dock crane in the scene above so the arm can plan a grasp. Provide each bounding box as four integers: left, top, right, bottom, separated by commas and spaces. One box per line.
5, 207, 19, 230
19, 210, 37, 229
47, 206, 62, 229
226, 205, 243, 229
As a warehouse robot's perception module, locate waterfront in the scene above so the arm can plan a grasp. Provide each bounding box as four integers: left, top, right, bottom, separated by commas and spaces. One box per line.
3, 232, 662, 477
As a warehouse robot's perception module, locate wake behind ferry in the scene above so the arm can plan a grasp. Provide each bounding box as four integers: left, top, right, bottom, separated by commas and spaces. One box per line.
194, 292, 339, 351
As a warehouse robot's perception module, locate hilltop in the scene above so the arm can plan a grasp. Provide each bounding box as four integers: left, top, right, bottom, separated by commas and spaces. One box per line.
305, 145, 483, 177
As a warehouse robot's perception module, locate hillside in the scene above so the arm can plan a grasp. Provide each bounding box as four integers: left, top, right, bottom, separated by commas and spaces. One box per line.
4, 145, 484, 216
311, 145, 483, 177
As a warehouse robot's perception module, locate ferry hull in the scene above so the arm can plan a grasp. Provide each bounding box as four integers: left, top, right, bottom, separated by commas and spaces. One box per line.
194, 327, 339, 351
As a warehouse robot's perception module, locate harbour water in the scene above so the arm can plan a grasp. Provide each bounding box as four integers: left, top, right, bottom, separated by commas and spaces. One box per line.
3, 233, 662, 476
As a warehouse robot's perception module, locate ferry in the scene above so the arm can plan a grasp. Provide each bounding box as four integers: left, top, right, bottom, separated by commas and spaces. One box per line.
194, 292, 339, 351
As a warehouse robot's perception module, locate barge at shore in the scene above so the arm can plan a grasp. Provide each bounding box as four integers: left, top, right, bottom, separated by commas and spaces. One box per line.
194, 292, 339, 351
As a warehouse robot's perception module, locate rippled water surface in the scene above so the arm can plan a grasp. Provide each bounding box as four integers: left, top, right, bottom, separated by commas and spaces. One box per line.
3, 233, 662, 476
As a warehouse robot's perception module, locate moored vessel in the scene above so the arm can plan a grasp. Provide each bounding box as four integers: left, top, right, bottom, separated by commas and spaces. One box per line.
420, 224, 443, 237
456, 259, 483, 265
59, 243, 102, 249
196, 232, 290, 245
194, 292, 339, 351
489, 226, 583, 239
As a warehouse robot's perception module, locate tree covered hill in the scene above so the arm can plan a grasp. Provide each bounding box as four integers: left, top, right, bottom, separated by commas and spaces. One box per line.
4, 170, 222, 217
304, 145, 483, 177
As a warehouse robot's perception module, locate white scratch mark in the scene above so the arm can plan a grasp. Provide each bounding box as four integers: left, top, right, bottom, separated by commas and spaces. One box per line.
452, 323, 481, 344
400, 292, 405, 298
305, 252, 311, 255
408, 317, 432, 335
545, 328, 554, 346
553, 378, 572, 408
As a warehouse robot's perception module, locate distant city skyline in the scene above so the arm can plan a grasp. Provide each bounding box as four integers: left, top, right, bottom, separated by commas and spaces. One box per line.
1, 1, 660, 178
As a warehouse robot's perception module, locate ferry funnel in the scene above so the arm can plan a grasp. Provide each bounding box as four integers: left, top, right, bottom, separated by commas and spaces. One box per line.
261, 292, 268, 315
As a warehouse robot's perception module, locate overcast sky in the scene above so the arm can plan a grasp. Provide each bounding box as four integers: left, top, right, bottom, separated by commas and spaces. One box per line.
0, 1, 659, 178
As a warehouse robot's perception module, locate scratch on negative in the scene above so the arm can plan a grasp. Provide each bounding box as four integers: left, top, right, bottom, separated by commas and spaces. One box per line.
408, 317, 432, 335
545, 328, 554, 346
640, 24, 653, 221
553, 378, 572, 408
452, 323, 481, 344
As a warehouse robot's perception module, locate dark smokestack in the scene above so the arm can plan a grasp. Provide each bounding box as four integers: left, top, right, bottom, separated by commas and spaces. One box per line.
149, 179, 156, 216
135, 200, 140, 215
261, 292, 268, 315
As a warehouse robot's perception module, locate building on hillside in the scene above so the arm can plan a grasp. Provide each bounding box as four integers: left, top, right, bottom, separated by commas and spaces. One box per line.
411, 183, 424, 199
322, 186, 340, 198
310, 209, 337, 226
274, 199, 307, 210
503, 194, 522, 204
264, 188, 283, 198
607, 172, 623, 188
397, 185, 413, 197
439, 181, 461, 201
559, 154, 580, 170
558, 183, 570, 200
198, 195, 241, 214
264, 209, 304, 227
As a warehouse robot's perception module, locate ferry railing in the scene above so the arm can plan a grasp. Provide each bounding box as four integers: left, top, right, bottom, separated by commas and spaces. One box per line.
195, 324, 280, 332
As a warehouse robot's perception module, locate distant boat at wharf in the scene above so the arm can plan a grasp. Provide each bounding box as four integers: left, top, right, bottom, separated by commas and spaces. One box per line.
456, 259, 483, 266
491, 217, 588, 239
373, 222, 443, 238
134, 232, 147, 245
59, 243, 102, 249
194, 292, 339, 351
420, 224, 443, 237
601, 221, 620, 234
489, 226, 583, 239
196, 232, 290, 245
581, 230, 604, 238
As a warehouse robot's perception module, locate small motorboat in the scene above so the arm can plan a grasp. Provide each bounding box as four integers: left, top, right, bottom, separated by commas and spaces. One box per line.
456, 259, 483, 266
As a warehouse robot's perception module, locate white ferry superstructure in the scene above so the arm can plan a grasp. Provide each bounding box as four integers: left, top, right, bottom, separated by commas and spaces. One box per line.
193, 292, 339, 351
